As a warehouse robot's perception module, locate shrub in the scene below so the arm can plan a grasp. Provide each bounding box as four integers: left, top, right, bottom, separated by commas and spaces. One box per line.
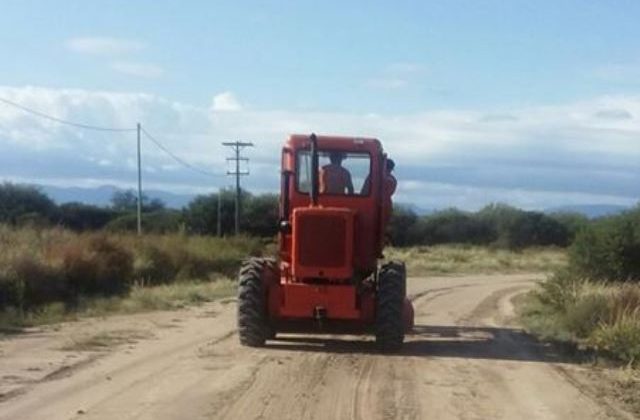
13, 255, 66, 308
564, 292, 610, 338
62, 235, 133, 300
0, 183, 57, 225
590, 312, 640, 366
388, 206, 420, 246
569, 208, 640, 282
133, 244, 177, 286
0, 225, 269, 312
58, 202, 117, 231
106, 210, 183, 234
536, 268, 583, 311
610, 284, 640, 319
418, 209, 496, 246
528, 273, 640, 365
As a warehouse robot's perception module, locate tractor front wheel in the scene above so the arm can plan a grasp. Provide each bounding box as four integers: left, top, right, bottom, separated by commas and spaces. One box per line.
375, 261, 406, 352
237, 258, 276, 347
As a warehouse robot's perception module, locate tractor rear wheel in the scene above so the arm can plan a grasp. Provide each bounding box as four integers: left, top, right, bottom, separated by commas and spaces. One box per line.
237, 258, 276, 347
375, 261, 406, 352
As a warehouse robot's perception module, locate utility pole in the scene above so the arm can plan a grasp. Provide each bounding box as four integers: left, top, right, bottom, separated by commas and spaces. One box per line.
222, 141, 254, 235
136, 122, 142, 236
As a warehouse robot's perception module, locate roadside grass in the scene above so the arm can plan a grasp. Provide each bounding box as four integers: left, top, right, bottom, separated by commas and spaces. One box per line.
517, 277, 640, 416
0, 224, 265, 319
0, 279, 236, 331
518, 272, 640, 367
0, 226, 566, 330
386, 245, 567, 275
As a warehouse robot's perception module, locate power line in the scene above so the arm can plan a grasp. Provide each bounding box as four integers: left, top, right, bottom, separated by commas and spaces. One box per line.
141, 127, 223, 178
0, 96, 136, 132
2, 95, 228, 236
0, 96, 221, 178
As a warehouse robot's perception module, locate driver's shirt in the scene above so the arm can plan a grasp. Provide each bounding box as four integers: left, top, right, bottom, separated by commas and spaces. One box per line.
319, 164, 352, 194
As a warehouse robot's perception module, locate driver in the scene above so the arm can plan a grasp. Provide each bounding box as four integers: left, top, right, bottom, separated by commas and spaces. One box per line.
319, 152, 354, 194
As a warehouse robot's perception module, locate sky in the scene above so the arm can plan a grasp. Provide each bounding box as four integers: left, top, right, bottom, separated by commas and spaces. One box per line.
0, 0, 639, 210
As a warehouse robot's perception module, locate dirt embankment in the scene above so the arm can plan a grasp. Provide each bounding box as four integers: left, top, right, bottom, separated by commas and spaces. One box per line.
0, 274, 635, 420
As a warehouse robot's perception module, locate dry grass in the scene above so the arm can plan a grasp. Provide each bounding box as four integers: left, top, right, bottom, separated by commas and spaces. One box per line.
1, 226, 567, 330
0, 225, 265, 311
386, 245, 567, 275
0, 279, 236, 330
519, 273, 640, 367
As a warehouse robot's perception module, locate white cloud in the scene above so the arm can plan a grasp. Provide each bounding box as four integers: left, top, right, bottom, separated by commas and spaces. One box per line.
65, 37, 146, 55
0, 85, 638, 210
212, 92, 243, 111
110, 61, 165, 79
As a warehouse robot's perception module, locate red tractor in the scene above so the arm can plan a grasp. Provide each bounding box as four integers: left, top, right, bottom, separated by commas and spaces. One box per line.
237, 134, 414, 351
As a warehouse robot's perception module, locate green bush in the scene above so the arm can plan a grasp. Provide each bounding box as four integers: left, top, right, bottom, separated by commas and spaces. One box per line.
387, 203, 575, 249
564, 293, 610, 338
569, 207, 640, 282
536, 268, 583, 311
417, 208, 496, 246
106, 210, 183, 234
0, 183, 57, 225
58, 202, 117, 231
479, 204, 570, 249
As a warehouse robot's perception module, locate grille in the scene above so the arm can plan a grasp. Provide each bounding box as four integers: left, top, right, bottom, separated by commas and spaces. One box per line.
297, 214, 346, 268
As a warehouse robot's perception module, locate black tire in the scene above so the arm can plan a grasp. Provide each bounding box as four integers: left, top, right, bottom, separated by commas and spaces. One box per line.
237, 258, 276, 347
375, 261, 406, 352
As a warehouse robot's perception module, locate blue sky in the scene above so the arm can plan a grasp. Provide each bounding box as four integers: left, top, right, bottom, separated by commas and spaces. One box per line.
1, 1, 639, 210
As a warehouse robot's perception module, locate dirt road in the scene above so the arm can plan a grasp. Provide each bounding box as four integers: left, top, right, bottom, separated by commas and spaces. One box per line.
0, 274, 633, 420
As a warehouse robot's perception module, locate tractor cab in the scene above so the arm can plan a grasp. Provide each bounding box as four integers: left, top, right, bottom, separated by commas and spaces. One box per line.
279, 134, 388, 279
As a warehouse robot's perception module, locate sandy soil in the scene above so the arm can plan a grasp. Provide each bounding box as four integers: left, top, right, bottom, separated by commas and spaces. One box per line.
0, 274, 635, 420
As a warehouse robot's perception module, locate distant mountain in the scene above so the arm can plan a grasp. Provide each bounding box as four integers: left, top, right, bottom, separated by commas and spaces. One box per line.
545, 204, 631, 218
39, 185, 198, 209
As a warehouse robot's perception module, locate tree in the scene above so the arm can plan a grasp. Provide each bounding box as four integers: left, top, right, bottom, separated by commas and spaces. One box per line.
505, 211, 570, 249
388, 206, 419, 246
0, 182, 57, 225
418, 208, 496, 245
243, 193, 279, 237
110, 190, 166, 213
570, 207, 640, 282
106, 210, 183, 233
183, 190, 236, 236
110, 190, 138, 212
58, 202, 117, 231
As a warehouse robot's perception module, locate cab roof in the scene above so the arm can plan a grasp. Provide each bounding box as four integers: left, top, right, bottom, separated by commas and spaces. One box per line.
286, 134, 383, 153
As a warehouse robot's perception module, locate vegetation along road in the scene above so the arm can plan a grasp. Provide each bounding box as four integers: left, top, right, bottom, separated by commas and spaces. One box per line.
0, 273, 634, 420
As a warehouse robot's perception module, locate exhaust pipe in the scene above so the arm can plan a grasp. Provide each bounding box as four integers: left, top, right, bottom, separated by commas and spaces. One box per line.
309, 133, 319, 206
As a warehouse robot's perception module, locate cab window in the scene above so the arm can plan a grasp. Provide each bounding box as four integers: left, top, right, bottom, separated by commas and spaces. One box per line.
297, 150, 371, 196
